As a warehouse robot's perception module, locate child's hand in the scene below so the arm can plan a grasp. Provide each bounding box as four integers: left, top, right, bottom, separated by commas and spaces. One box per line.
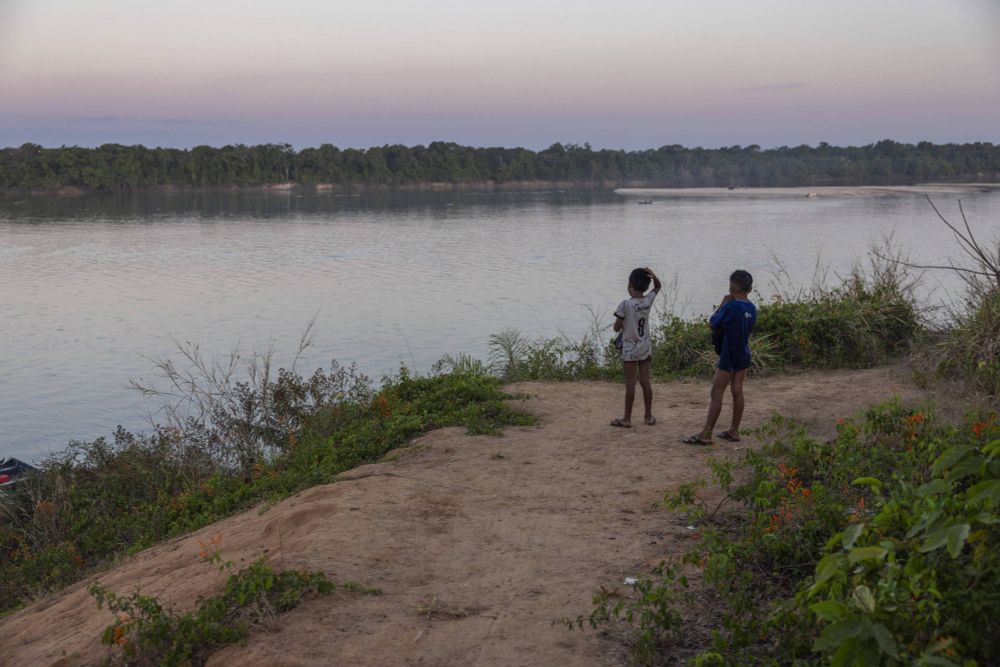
721, 294, 734, 305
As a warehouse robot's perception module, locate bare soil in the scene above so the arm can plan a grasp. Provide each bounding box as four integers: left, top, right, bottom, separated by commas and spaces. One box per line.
1, 366, 951, 666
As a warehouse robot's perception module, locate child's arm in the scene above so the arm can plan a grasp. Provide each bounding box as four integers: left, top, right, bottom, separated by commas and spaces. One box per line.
709, 297, 733, 328
645, 267, 662, 293
613, 316, 623, 332
613, 300, 625, 332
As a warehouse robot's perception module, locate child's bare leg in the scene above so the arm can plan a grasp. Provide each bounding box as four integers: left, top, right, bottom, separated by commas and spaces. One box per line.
726, 369, 747, 436
638, 358, 654, 423
619, 361, 638, 426
699, 369, 732, 439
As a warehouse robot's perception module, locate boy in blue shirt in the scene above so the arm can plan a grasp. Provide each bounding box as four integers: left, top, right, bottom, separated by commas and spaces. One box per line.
683, 270, 756, 445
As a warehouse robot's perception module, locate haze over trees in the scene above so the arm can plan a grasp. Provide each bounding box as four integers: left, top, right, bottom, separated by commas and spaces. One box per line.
1, 140, 998, 192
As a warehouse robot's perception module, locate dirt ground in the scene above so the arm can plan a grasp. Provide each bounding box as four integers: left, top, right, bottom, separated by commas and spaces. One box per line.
1, 366, 954, 666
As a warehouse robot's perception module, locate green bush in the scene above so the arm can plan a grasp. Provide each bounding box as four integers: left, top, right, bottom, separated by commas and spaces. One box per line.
756, 269, 920, 369
581, 403, 1000, 665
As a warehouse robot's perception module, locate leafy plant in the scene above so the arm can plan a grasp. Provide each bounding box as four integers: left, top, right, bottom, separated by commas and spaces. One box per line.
89, 549, 378, 667
580, 404, 1000, 666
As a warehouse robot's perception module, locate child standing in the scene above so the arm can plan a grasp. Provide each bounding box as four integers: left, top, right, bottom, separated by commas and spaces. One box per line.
684, 270, 757, 445
611, 267, 662, 428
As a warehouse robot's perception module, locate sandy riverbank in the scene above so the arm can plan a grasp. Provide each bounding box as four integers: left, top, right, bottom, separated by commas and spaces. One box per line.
617, 183, 1000, 198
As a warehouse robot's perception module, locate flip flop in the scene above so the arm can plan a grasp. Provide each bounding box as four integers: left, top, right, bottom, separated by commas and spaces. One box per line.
682, 435, 713, 446
716, 431, 741, 443
645, 417, 657, 426
610, 418, 632, 428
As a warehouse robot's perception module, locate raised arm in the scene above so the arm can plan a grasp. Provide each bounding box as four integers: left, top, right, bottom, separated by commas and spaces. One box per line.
645, 267, 662, 293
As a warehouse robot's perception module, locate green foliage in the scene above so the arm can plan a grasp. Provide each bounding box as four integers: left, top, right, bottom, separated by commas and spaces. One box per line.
757, 265, 921, 369
584, 403, 1000, 665
3, 140, 999, 192
89, 556, 377, 666
802, 423, 1000, 665
0, 368, 531, 615
571, 563, 691, 664
488, 259, 921, 384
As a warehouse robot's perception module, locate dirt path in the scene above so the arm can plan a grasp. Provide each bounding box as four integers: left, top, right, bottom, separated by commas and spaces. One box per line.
2, 366, 943, 666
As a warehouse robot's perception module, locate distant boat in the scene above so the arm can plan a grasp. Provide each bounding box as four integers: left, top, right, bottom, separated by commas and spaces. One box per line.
0, 457, 36, 490
637, 200, 653, 205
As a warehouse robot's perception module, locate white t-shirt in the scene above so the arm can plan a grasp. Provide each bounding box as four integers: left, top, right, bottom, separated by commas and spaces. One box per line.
614, 288, 658, 361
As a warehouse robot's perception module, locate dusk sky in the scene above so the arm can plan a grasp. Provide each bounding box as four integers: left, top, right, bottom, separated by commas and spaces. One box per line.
1, 0, 998, 149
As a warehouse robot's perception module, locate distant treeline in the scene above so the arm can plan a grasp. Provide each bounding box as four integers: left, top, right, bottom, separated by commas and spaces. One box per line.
2, 140, 999, 192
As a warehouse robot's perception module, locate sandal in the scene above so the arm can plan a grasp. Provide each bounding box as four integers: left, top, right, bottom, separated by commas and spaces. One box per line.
682, 434, 713, 446
717, 431, 741, 443
610, 418, 632, 428
645, 416, 657, 426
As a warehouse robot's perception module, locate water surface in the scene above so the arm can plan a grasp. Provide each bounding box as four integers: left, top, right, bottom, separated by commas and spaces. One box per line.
2, 188, 998, 461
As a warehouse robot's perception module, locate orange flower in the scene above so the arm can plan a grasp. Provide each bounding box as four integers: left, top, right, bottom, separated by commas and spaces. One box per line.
972, 421, 988, 437
905, 412, 926, 425
777, 464, 798, 479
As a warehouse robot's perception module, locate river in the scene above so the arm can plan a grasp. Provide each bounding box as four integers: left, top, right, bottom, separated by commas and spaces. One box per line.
2, 186, 998, 461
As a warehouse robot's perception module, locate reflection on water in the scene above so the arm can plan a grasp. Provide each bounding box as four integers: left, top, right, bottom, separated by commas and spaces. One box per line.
2, 188, 997, 461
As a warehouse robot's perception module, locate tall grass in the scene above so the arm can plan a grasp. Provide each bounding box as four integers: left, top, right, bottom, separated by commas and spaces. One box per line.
911, 198, 1000, 397
481, 249, 922, 383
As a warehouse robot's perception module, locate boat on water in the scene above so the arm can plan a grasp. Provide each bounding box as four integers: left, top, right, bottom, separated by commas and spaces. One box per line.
0, 457, 36, 490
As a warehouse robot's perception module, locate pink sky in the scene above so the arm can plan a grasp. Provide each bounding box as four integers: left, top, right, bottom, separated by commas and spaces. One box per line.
1, 0, 998, 148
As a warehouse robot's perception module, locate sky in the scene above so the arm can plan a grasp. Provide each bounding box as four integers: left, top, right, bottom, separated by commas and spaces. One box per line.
0, 0, 998, 149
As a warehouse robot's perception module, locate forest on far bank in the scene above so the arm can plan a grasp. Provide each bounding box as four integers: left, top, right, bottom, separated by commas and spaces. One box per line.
2, 139, 999, 192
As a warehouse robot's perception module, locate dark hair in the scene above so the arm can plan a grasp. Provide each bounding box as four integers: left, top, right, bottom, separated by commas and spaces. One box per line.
629, 268, 651, 292
730, 269, 753, 293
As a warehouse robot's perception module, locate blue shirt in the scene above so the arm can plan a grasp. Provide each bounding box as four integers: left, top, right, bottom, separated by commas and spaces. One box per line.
710, 299, 757, 371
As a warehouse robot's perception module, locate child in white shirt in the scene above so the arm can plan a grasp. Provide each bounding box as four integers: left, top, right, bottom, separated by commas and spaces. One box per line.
611, 267, 661, 428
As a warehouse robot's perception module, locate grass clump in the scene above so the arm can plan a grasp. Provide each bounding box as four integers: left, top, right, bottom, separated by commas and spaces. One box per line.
920, 200, 1000, 398
0, 365, 532, 615
90, 542, 379, 667
936, 283, 1000, 396
577, 403, 1000, 665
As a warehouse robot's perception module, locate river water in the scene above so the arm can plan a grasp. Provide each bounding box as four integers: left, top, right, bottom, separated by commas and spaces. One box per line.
2, 187, 998, 461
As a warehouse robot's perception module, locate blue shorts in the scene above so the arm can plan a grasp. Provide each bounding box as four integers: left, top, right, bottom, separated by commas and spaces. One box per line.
718, 353, 751, 373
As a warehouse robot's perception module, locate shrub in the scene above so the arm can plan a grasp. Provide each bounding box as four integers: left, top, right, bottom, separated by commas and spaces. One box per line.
581, 403, 1000, 665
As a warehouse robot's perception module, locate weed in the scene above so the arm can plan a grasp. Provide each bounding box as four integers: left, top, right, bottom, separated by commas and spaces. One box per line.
90, 552, 377, 666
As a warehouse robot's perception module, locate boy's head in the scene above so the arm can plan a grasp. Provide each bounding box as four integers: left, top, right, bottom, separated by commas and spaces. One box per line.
628, 268, 651, 295
729, 269, 753, 295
